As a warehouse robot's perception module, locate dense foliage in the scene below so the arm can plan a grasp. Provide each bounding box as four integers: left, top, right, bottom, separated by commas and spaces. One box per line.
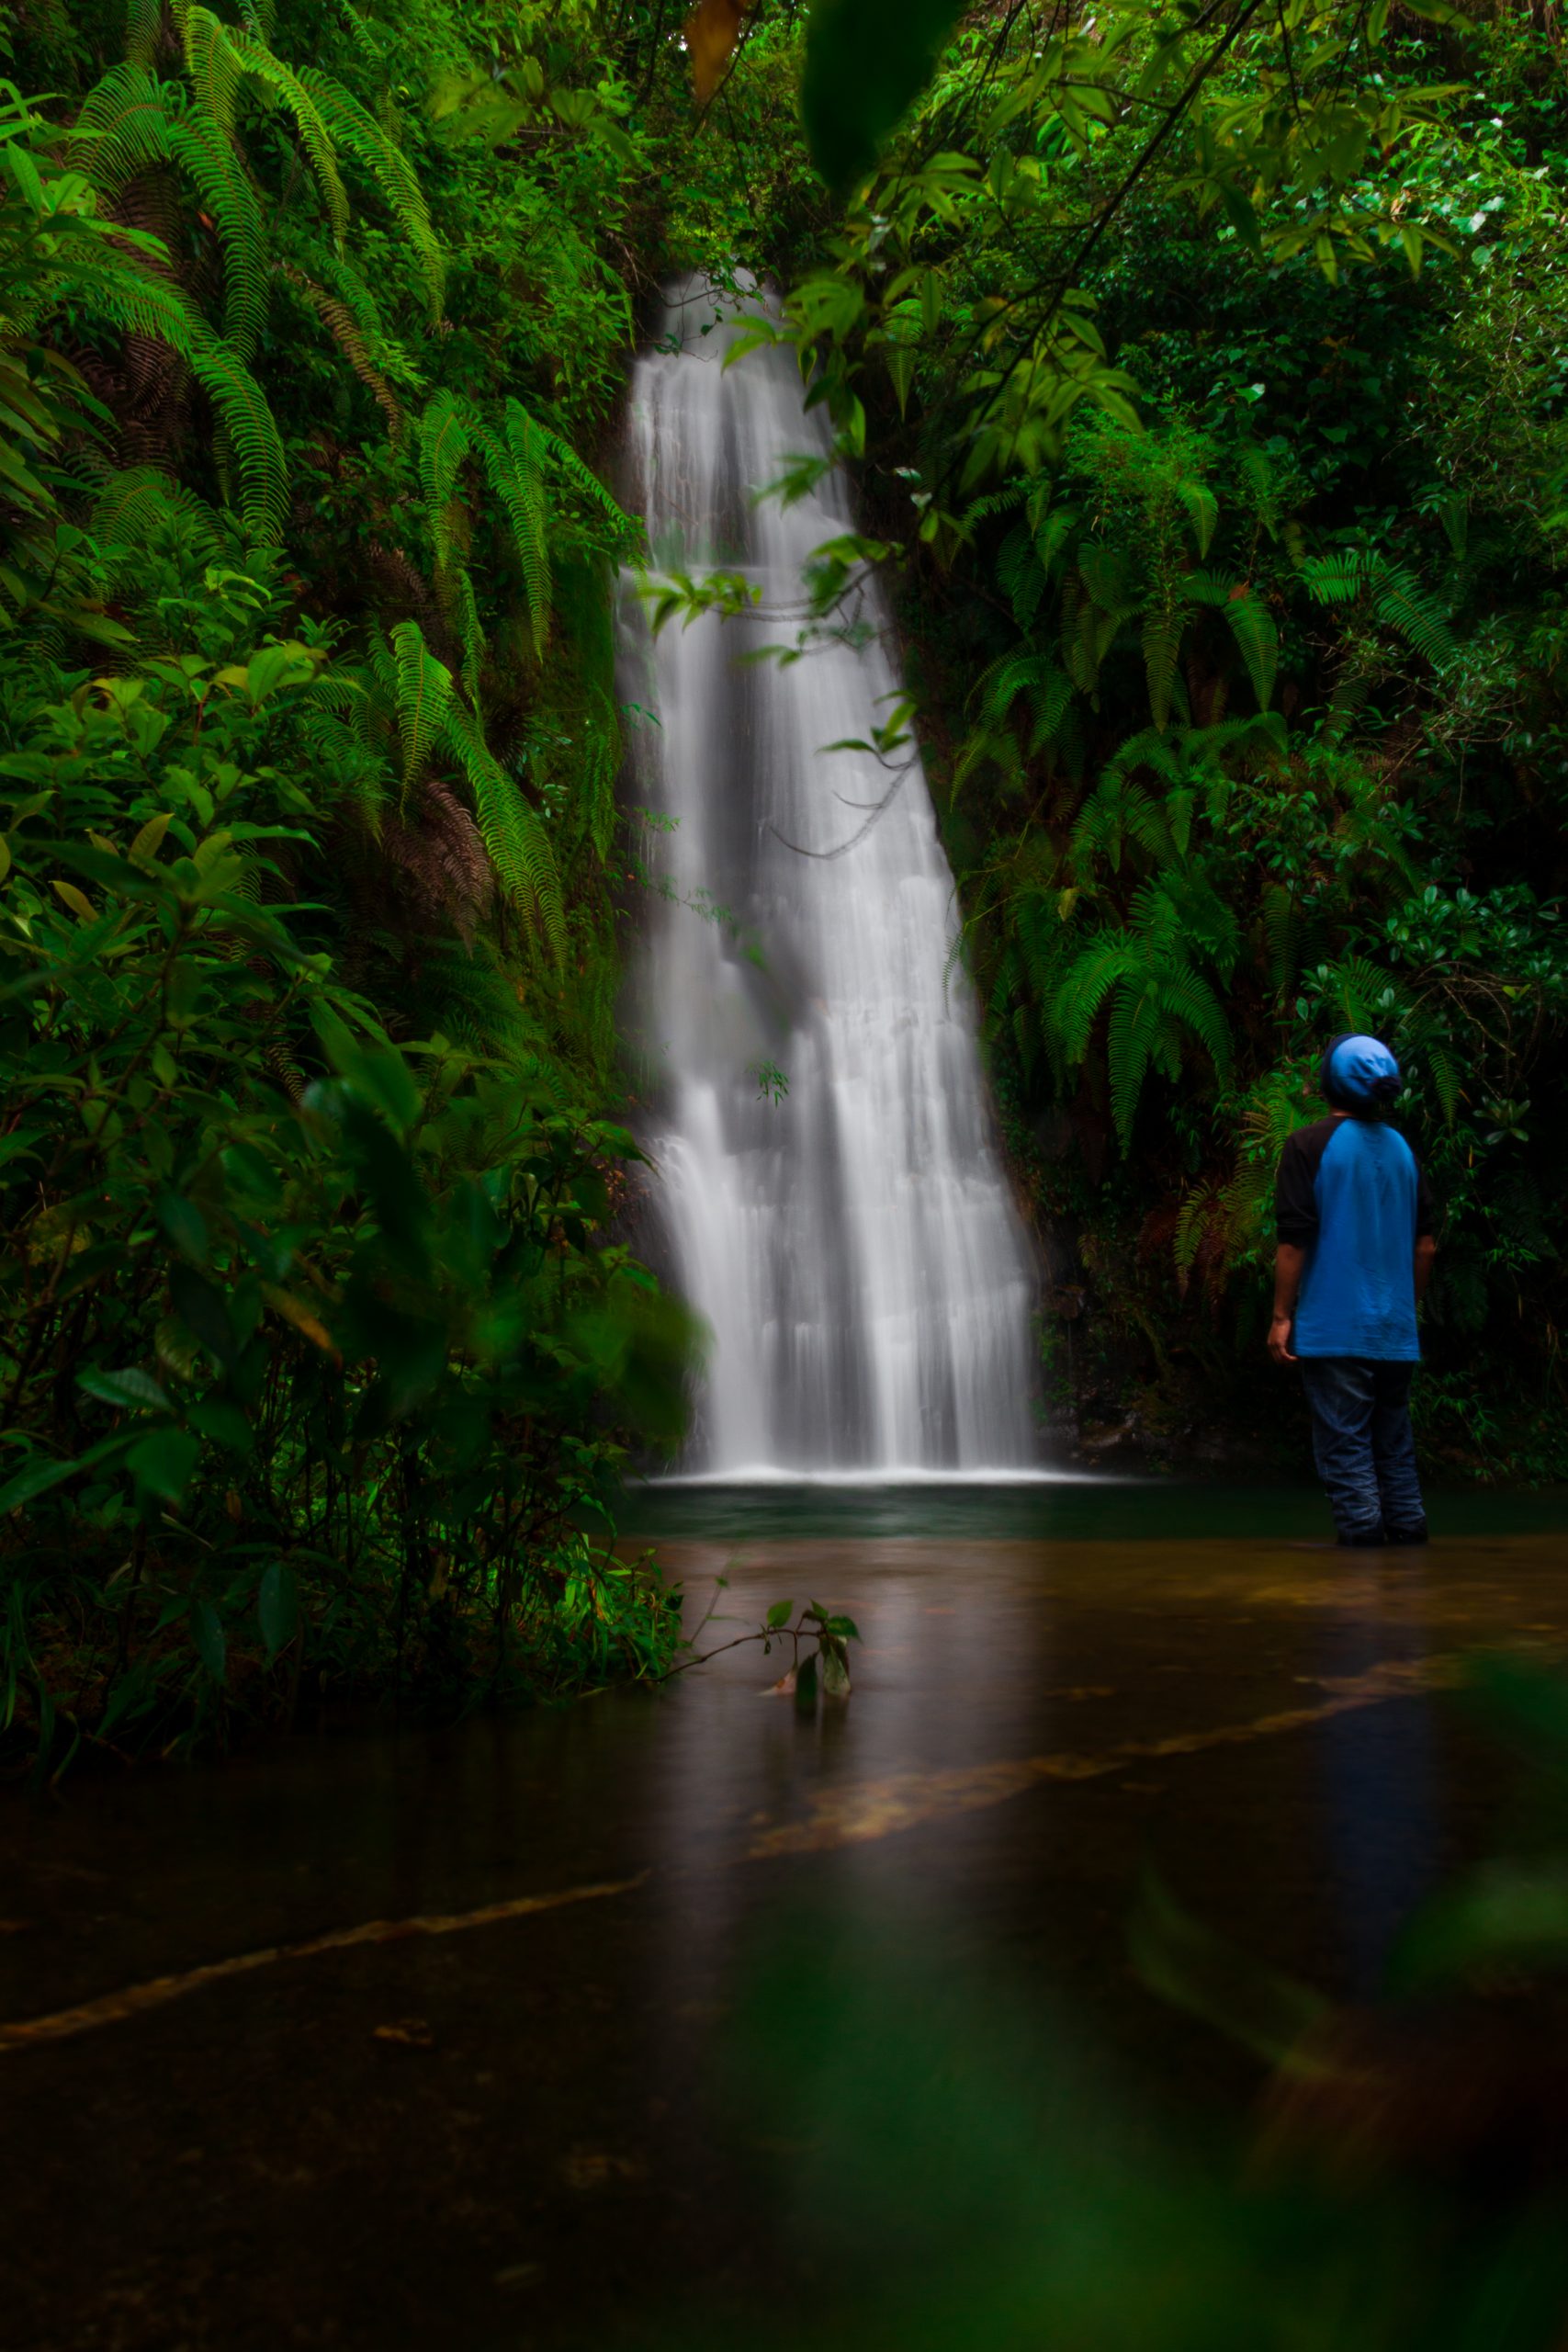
716, 0, 1568, 1472
0, 0, 748, 1774
6, 0, 1567, 1772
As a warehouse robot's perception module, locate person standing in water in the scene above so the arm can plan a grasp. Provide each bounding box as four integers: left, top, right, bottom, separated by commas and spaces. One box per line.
1269, 1035, 1438, 1546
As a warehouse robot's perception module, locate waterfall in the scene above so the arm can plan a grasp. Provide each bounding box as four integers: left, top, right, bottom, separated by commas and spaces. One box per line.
621, 281, 1040, 1478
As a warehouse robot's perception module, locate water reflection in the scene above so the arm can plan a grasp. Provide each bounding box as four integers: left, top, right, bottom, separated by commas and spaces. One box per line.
4, 1529, 1567, 2348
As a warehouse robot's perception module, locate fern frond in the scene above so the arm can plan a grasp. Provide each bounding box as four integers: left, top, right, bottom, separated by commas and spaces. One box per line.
294, 68, 445, 319
73, 63, 173, 198
996, 520, 1043, 630
442, 700, 564, 961
1372, 565, 1457, 672
285, 264, 402, 436
389, 617, 453, 797
1070, 771, 1169, 877
1077, 541, 1134, 616
127, 0, 168, 68
1032, 503, 1078, 579
1142, 601, 1184, 732
1154, 965, 1233, 1082
1260, 882, 1302, 994
958, 480, 1026, 532
1221, 590, 1278, 711
976, 649, 1039, 722
1053, 931, 1136, 1061
184, 322, 288, 541
170, 108, 265, 356
1425, 1036, 1461, 1125
1177, 478, 1218, 558
454, 564, 484, 708
222, 25, 350, 243
418, 388, 470, 574
179, 4, 245, 135
475, 415, 550, 655
503, 398, 638, 552
1300, 550, 1371, 604
1107, 984, 1160, 1147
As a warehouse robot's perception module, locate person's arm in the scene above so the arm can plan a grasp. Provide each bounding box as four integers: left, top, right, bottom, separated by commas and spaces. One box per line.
1269, 1243, 1306, 1365
1415, 1157, 1437, 1302
1271, 1125, 1322, 1366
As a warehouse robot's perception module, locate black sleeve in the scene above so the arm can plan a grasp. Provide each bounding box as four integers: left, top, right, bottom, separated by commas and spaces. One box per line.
1276, 1120, 1335, 1246
1415, 1155, 1436, 1240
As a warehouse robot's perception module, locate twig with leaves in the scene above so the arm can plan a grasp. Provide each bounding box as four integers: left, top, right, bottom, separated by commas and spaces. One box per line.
665, 1577, 861, 1701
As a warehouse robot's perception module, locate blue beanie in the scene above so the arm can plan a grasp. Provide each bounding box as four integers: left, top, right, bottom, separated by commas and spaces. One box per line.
1322, 1033, 1403, 1114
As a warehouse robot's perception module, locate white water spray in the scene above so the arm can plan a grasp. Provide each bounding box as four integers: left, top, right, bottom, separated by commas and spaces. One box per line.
621, 282, 1040, 1476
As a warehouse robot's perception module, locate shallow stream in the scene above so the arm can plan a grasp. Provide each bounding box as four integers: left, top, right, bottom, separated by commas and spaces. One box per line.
5, 1487, 1566, 2347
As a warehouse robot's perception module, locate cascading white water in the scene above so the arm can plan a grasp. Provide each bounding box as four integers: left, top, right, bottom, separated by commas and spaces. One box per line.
621, 281, 1040, 1477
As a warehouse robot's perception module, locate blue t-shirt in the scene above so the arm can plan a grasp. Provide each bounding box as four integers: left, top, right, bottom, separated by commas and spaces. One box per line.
1275, 1115, 1435, 1362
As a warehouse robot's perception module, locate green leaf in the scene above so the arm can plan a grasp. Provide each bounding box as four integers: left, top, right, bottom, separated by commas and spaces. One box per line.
170, 1266, 236, 1369
257, 1561, 299, 1658
77, 1365, 172, 1414
794, 1650, 819, 1713
765, 1599, 794, 1629
155, 1188, 209, 1264
190, 1597, 227, 1682
0, 1434, 132, 1515
187, 1397, 254, 1455
801, 0, 968, 197
822, 1642, 852, 1698
128, 1428, 201, 1504
826, 1614, 860, 1640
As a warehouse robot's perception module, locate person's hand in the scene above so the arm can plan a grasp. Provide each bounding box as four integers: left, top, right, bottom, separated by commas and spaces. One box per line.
1268, 1316, 1297, 1366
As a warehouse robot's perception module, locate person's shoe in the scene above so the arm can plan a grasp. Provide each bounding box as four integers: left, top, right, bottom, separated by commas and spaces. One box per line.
1336, 1528, 1387, 1548
1384, 1523, 1429, 1547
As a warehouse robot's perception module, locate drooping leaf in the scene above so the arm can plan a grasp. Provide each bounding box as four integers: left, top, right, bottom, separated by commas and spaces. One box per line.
76, 1366, 171, 1414
128, 1428, 201, 1504
685, 0, 752, 105
189, 1596, 227, 1681
801, 0, 968, 197
257, 1561, 299, 1657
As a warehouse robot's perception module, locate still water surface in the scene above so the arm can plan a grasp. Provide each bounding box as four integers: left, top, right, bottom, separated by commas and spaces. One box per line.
3, 1486, 1566, 2347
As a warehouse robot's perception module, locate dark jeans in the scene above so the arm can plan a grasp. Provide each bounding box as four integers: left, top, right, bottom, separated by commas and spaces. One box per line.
1299, 1357, 1427, 1544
